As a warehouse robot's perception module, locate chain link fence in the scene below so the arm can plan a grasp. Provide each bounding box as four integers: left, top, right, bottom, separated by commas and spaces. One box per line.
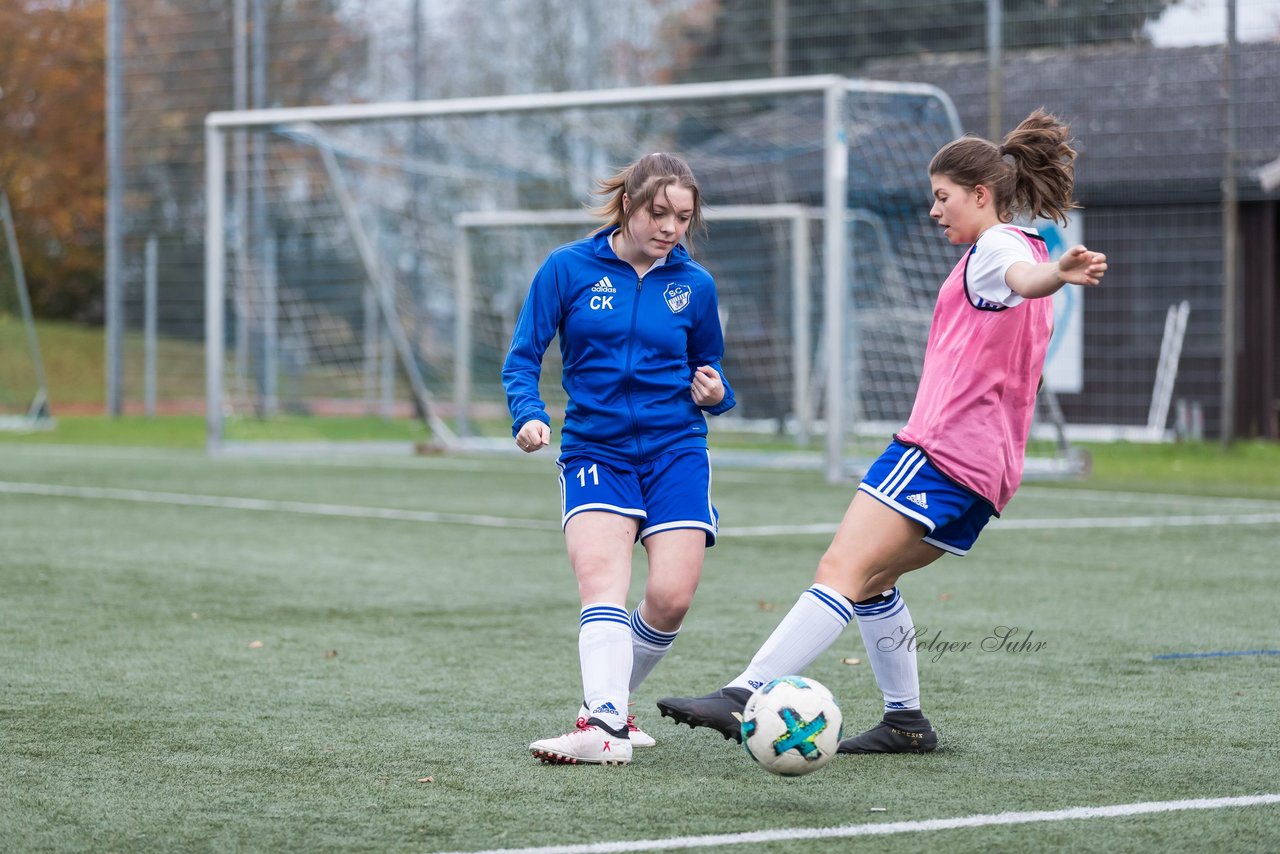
110, 0, 1280, 439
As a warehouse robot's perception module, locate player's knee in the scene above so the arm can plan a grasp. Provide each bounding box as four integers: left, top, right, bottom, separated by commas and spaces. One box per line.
814, 549, 853, 588
815, 552, 891, 602
572, 557, 627, 599
640, 590, 694, 629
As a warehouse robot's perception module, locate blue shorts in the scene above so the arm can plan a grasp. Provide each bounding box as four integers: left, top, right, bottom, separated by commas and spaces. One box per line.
856, 441, 996, 556
558, 448, 719, 546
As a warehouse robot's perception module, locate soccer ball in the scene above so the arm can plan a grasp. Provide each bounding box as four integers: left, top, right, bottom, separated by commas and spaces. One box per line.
740, 675, 842, 777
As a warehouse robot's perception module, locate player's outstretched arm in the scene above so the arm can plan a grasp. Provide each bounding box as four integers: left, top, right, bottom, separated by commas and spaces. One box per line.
1006, 244, 1107, 300
1056, 245, 1107, 286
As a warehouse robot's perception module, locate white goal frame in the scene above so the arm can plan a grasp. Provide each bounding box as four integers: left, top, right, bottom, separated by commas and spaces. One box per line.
205, 75, 963, 481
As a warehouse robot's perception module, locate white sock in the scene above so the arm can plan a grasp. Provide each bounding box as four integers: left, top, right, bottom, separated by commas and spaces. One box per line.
727, 583, 852, 693
629, 603, 679, 692
578, 603, 631, 732
853, 587, 921, 712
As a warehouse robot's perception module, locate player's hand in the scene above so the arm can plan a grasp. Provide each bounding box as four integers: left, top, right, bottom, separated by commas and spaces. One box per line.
691, 365, 725, 406
1058, 245, 1107, 287
515, 420, 551, 454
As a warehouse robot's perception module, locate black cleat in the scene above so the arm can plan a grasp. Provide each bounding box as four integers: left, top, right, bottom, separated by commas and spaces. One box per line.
656, 687, 753, 742
838, 711, 938, 754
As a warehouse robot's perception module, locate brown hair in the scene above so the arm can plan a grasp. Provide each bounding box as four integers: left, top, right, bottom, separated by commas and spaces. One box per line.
590, 152, 705, 248
928, 108, 1079, 225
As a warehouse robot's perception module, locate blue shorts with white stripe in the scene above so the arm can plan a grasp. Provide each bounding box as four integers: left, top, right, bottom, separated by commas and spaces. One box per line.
857, 440, 996, 556
558, 448, 719, 546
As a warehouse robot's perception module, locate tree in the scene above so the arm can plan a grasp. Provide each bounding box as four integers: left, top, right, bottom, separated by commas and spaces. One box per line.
671, 0, 1180, 81
122, 0, 363, 241
0, 0, 105, 321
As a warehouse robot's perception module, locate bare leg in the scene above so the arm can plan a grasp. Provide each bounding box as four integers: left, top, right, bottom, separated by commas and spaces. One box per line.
563, 512, 639, 732
637, 528, 705, 630
815, 491, 944, 602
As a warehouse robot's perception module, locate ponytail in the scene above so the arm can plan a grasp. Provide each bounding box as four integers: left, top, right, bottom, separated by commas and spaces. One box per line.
929, 108, 1079, 224
999, 109, 1078, 225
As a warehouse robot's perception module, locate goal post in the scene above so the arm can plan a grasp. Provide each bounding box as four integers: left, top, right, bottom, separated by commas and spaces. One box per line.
0, 190, 53, 431
200, 75, 1084, 481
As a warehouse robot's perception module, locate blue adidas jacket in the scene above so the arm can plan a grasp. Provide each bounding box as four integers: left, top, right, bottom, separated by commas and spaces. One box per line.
502, 230, 736, 464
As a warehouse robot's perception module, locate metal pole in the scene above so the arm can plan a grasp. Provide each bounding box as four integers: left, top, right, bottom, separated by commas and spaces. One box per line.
232, 0, 251, 408
363, 272, 378, 412
1221, 0, 1238, 446
791, 213, 810, 445
205, 126, 227, 452
144, 234, 157, 417
771, 0, 788, 78
823, 82, 850, 483
454, 230, 473, 439
408, 0, 425, 423
411, 0, 424, 103
252, 0, 269, 414
105, 0, 124, 416
987, 0, 1003, 140
263, 235, 277, 416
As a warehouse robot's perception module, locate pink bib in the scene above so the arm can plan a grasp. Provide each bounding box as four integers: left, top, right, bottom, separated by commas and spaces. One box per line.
896, 227, 1052, 511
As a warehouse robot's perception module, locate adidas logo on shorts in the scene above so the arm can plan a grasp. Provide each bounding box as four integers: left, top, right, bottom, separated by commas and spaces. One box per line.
905, 493, 929, 509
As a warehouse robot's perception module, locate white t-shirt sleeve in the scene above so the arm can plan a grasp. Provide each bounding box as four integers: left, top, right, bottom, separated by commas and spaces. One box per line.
965, 227, 1037, 308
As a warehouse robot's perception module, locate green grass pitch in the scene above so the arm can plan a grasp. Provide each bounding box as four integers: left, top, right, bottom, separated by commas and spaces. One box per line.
2, 441, 1278, 852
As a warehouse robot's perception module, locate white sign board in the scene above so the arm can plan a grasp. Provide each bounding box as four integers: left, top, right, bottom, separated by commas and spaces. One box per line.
1035, 216, 1084, 394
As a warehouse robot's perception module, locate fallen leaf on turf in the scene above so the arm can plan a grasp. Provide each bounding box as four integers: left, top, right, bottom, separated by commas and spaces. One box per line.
417, 776, 434, 783
840, 657, 861, 665
939, 593, 952, 601
324, 650, 338, 659
248, 640, 263, 648
757, 600, 775, 611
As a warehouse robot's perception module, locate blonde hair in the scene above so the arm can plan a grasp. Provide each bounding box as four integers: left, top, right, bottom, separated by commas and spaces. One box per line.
590, 152, 705, 248
928, 108, 1079, 225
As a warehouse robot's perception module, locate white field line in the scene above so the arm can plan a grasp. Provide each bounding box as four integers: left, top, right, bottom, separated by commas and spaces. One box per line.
0, 481, 558, 531
5, 446, 1277, 505
1017, 484, 1280, 509
443, 794, 1280, 854
3, 481, 1280, 535
0, 444, 798, 482
0, 443, 554, 474
720, 511, 1280, 538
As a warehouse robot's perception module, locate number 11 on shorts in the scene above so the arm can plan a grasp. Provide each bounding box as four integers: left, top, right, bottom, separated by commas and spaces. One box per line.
576, 464, 599, 487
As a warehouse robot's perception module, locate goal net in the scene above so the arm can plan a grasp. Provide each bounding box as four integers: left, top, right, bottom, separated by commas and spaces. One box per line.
205, 75, 1083, 480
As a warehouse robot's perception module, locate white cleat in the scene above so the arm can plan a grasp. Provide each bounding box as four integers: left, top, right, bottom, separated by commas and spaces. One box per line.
531, 718, 632, 765
626, 714, 656, 748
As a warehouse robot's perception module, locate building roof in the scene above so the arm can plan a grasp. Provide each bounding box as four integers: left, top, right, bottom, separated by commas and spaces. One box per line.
864, 41, 1280, 203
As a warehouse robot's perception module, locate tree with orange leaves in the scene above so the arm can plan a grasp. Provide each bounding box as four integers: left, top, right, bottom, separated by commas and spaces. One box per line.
0, 0, 105, 321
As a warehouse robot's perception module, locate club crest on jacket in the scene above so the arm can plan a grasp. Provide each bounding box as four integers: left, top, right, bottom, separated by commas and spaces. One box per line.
663, 283, 691, 313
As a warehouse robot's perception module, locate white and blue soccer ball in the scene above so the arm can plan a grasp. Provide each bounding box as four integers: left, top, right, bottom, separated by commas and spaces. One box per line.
740, 675, 843, 777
